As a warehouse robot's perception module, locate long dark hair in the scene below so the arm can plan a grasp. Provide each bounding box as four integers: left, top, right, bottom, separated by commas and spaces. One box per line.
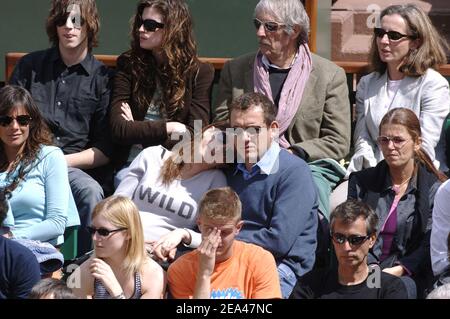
128, 0, 199, 118
0, 86, 53, 195
379, 107, 448, 182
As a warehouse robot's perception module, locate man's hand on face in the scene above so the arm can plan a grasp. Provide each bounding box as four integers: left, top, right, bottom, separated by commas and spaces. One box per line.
197, 228, 221, 277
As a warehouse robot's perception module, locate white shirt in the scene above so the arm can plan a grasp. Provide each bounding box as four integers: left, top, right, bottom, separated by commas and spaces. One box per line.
115, 146, 227, 244
385, 78, 402, 110
431, 179, 450, 276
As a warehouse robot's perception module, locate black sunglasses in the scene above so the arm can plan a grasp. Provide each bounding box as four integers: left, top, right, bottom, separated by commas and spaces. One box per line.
0, 115, 32, 127
253, 18, 284, 33
374, 27, 416, 41
331, 232, 370, 247
87, 226, 127, 237
141, 18, 164, 32
55, 13, 85, 28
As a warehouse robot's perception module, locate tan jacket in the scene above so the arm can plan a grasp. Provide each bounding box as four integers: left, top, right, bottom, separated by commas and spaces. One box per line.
214, 52, 350, 161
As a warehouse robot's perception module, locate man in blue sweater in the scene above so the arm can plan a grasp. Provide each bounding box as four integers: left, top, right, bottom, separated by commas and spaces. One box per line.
225, 92, 318, 298
0, 189, 41, 299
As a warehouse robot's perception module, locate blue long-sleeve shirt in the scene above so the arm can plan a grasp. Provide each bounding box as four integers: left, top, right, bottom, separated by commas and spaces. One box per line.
0, 145, 78, 245
226, 143, 318, 277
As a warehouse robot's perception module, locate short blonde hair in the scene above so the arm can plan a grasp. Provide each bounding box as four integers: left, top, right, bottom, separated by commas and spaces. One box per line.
198, 187, 241, 222
92, 195, 147, 277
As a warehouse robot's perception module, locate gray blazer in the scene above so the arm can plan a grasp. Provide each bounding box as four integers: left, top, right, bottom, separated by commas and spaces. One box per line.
347, 68, 450, 175
214, 52, 351, 162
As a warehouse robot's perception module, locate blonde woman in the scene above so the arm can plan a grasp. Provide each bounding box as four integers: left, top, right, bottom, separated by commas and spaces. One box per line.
69, 196, 165, 299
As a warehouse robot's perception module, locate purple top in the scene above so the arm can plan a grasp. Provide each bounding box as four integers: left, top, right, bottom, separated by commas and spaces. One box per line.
380, 197, 399, 262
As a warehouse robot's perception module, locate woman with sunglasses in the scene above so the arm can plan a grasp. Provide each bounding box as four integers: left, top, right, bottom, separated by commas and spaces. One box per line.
114, 123, 228, 263
110, 0, 214, 180
69, 195, 165, 299
0, 85, 78, 245
348, 108, 448, 298
347, 4, 450, 176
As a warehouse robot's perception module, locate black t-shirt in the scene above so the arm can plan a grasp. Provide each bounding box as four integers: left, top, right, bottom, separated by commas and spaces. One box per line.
268, 66, 290, 107
290, 266, 408, 299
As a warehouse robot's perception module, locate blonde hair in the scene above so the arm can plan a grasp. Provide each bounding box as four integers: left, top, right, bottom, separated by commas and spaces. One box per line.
198, 187, 242, 222
159, 121, 229, 186
91, 195, 147, 278
369, 4, 449, 76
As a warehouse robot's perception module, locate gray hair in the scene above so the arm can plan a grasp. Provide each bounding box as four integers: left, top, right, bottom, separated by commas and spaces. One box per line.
255, 0, 310, 44
426, 283, 450, 299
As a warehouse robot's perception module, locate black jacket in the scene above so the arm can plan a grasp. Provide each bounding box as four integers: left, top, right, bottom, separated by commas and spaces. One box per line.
348, 161, 441, 276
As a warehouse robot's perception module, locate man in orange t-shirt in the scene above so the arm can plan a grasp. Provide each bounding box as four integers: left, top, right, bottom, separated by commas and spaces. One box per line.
168, 187, 281, 299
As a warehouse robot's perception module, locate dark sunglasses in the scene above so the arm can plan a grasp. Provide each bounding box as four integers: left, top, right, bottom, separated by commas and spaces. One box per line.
374, 27, 416, 41
0, 115, 32, 127
87, 226, 127, 237
55, 13, 85, 28
140, 18, 164, 32
331, 232, 370, 247
253, 18, 284, 33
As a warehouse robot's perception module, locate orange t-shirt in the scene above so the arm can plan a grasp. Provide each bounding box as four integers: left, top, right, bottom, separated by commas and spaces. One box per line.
168, 240, 281, 299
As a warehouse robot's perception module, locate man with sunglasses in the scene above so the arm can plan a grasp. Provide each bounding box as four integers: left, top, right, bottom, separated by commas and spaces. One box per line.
290, 200, 407, 299
9, 0, 113, 257
214, 0, 350, 164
